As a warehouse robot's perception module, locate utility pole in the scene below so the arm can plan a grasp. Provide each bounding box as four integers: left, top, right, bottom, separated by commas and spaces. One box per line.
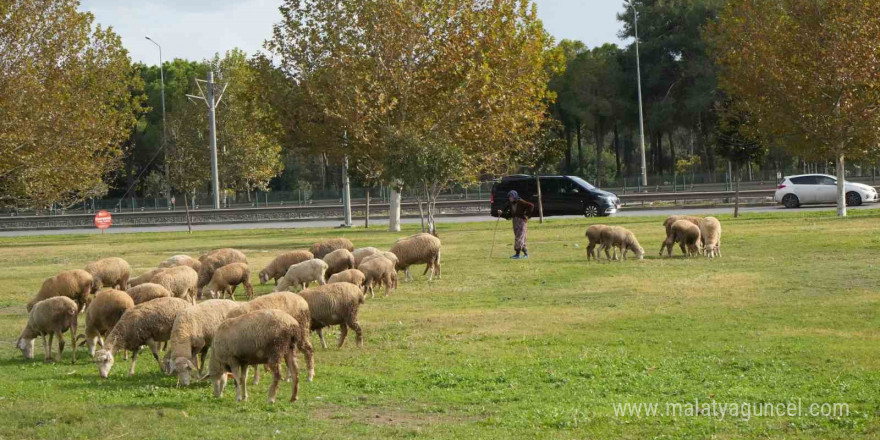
341, 132, 353, 227
632, 3, 648, 188
145, 36, 169, 201
186, 70, 228, 209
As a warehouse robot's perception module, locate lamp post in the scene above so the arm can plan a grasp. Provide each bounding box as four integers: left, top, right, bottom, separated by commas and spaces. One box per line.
630, 3, 648, 188
145, 36, 169, 202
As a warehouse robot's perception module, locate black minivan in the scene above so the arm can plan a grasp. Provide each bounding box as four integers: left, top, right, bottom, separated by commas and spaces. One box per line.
490, 175, 621, 218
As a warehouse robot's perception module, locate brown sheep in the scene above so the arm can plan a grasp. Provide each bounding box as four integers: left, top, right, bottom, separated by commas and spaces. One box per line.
323, 248, 355, 279
258, 250, 314, 285
85, 257, 131, 292
166, 299, 240, 386
151, 266, 199, 304
127, 268, 165, 289
390, 233, 441, 281
203, 262, 253, 300
660, 215, 702, 255
358, 256, 397, 298
27, 269, 93, 313
296, 283, 364, 349
159, 255, 202, 274
328, 269, 366, 287
666, 220, 702, 257
351, 247, 380, 267
126, 283, 173, 305
585, 224, 611, 261
309, 238, 354, 259
16, 296, 79, 363
197, 248, 247, 288
82, 289, 135, 357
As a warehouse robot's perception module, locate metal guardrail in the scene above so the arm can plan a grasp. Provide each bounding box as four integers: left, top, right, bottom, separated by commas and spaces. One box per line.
619, 189, 776, 202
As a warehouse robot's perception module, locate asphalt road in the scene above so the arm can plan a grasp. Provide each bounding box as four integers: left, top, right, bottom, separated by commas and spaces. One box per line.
1, 204, 877, 237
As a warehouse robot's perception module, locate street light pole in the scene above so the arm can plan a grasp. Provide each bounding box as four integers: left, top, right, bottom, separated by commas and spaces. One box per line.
145, 36, 169, 201
631, 4, 648, 188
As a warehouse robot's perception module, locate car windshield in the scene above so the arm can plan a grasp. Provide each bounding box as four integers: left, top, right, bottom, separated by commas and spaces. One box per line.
569, 176, 595, 190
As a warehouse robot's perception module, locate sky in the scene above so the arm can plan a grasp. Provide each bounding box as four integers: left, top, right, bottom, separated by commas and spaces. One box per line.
79, 0, 629, 65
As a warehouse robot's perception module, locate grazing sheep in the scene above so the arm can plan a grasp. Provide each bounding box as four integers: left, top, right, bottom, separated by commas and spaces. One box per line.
126, 283, 173, 305
225, 291, 315, 382
323, 249, 355, 279
328, 269, 366, 287
275, 259, 328, 293
259, 251, 314, 285
27, 269, 93, 313
597, 226, 645, 261
585, 225, 611, 261
358, 256, 397, 298
166, 299, 239, 386
351, 247, 380, 267
699, 217, 723, 258
82, 289, 134, 357
159, 254, 202, 273
16, 296, 79, 363
309, 238, 354, 259
665, 220, 702, 257
151, 266, 199, 304
85, 257, 131, 292
93, 297, 190, 378
203, 262, 253, 300
360, 251, 399, 267
661, 215, 702, 255
197, 248, 247, 288
390, 233, 441, 282
127, 268, 165, 289
296, 283, 364, 349
209, 309, 302, 403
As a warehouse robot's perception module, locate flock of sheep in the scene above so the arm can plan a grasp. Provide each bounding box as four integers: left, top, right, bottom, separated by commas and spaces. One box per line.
14, 232, 443, 403
585, 214, 723, 261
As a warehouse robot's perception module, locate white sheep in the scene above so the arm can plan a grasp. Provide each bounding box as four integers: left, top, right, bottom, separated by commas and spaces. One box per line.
390, 233, 441, 281
296, 283, 364, 349
209, 309, 302, 403
597, 226, 645, 261
159, 254, 202, 274
166, 299, 239, 386
328, 269, 366, 287
323, 248, 355, 279
202, 262, 253, 300
93, 297, 190, 378
275, 259, 328, 293
660, 215, 702, 255
85, 257, 131, 292
151, 266, 199, 304
16, 296, 79, 363
82, 289, 134, 357
666, 220, 702, 257
699, 217, 723, 258
259, 250, 314, 285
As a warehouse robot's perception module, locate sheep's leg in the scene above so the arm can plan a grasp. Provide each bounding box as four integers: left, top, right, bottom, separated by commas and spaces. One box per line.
384, 275, 392, 297
338, 324, 348, 348
198, 350, 208, 374
350, 320, 364, 348
603, 244, 612, 261
301, 338, 315, 382
252, 364, 261, 385
435, 254, 441, 279
405, 267, 413, 282
129, 347, 141, 376
587, 243, 595, 261
239, 364, 249, 402
285, 350, 300, 402
316, 328, 328, 349
267, 362, 281, 404
42, 335, 51, 363
56, 330, 65, 362
243, 279, 254, 299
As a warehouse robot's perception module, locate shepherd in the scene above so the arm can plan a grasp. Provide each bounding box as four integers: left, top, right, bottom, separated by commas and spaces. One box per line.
504, 190, 535, 259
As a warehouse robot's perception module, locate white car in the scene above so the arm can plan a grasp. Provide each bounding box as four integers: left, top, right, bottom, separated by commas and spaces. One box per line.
775, 174, 879, 208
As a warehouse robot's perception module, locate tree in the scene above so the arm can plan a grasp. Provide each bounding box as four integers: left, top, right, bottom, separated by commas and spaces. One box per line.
709, 0, 880, 216
715, 99, 765, 218
269, 0, 554, 233
0, 0, 146, 209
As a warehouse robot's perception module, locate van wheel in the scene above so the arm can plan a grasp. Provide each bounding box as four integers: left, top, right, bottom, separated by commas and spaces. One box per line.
583, 203, 599, 218
782, 194, 800, 209
846, 192, 862, 207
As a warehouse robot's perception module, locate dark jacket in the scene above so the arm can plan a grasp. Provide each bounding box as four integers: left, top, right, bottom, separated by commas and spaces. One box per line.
510, 199, 535, 220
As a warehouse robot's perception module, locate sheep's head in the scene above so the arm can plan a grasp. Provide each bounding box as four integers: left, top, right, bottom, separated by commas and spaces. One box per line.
633, 246, 645, 260
174, 357, 198, 386
16, 337, 35, 359
259, 270, 270, 285
90, 278, 103, 293
212, 371, 228, 398
94, 349, 115, 378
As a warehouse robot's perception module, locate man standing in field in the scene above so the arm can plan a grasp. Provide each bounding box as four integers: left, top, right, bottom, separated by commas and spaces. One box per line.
505, 190, 534, 259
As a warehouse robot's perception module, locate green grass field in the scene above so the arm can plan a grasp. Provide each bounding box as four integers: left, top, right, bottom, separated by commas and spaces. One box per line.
0, 210, 878, 439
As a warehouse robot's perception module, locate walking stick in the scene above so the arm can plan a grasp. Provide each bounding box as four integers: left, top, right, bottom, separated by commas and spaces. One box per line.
489, 211, 502, 258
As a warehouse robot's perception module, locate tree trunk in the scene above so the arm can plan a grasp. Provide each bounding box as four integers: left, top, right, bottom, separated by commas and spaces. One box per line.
667, 132, 676, 176
389, 186, 401, 232
183, 192, 193, 234
564, 125, 573, 174
417, 198, 425, 233
576, 123, 584, 176
536, 175, 544, 224
836, 152, 847, 217
365, 189, 370, 228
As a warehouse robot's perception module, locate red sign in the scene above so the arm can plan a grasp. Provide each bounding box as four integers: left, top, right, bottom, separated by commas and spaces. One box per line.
94, 210, 113, 230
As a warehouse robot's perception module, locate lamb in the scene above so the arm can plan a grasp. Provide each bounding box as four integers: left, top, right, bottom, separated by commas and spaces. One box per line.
27, 269, 94, 313
82, 289, 135, 357
197, 248, 247, 288
665, 220, 702, 257
16, 296, 79, 363
585, 224, 611, 261
699, 217, 723, 258
259, 250, 314, 285
275, 259, 328, 293
597, 226, 645, 261
390, 233, 441, 281
151, 265, 199, 304
166, 299, 239, 386
309, 238, 354, 259
323, 248, 355, 279
358, 256, 397, 298
209, 309, 302, 403
126, 283, 173, 305
296, 283, 364, 349
202, 262, 253, 300
127, 268, 165, 289
328, 269, 366, 287
85, 257, 131, 292
159, 254, 202, 274
660, 215, 702, 255
224, 291, 315, 382
351, 247, 380, 267
93, 297, 190, 378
